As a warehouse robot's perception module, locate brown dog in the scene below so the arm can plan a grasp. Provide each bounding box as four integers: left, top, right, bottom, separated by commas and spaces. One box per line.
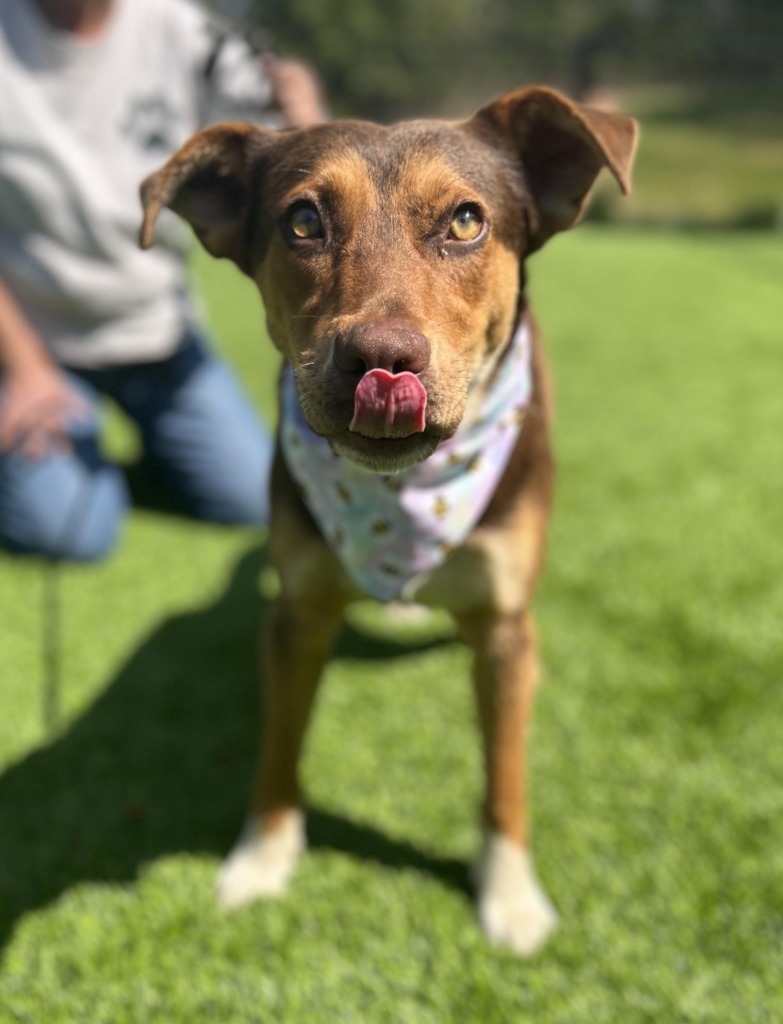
140, 87, 637, 956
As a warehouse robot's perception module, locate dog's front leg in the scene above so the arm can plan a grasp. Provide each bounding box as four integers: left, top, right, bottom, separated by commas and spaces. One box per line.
217, 591, 344, 909
458, 607, 558, 955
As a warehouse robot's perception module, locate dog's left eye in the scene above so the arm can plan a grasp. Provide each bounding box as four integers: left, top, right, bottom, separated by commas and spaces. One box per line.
448, 206, 483, 242
288, 203, 324, 240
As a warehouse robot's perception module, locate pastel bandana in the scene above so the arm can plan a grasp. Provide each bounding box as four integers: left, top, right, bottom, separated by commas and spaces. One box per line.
280, 320, 533, 602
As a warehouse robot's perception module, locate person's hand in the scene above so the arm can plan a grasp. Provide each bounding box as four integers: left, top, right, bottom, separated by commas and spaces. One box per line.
262, 54, 326, 127
0, 359, 88, 459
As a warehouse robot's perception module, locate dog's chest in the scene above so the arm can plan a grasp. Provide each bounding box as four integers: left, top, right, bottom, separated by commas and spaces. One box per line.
281, 322, 533, 602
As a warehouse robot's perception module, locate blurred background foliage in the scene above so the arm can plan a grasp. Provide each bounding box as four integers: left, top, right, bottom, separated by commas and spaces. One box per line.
211, 0, 783, 229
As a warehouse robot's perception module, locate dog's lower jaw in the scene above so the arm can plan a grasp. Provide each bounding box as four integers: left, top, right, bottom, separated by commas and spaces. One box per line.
330, 432, 441, 473
475, 832, 558, 956
216, 810, 305, 909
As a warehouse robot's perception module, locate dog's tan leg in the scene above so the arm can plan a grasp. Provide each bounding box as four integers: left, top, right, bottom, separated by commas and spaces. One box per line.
217, 591, 345, 909
255, 593, 346, 818
457, 607, 558, 956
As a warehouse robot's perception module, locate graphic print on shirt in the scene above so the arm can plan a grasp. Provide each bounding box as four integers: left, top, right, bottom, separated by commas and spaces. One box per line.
119, 95, 182, 153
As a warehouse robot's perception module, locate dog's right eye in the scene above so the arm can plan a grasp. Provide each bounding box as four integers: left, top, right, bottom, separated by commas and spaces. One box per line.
287, 203, 324, 240
448, 205, 484, 242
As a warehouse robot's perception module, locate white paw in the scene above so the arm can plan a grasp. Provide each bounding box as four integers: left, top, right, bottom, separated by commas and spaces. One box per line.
475, 833, 558, 956
216, 810, 305, 910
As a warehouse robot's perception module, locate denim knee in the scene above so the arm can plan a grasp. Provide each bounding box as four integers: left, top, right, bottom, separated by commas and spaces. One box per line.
0, 454, 128, 562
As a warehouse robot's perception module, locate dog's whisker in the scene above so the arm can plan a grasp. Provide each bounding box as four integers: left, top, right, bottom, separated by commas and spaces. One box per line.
426, 318, 462, 332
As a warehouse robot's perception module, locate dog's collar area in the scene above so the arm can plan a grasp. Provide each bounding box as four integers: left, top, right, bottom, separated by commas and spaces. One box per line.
281, 319, 533, 601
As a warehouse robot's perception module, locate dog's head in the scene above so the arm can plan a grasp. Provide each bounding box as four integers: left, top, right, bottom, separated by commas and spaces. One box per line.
140, 87, 637, 472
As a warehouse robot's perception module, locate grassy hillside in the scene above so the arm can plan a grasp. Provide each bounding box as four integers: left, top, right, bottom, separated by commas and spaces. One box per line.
591, 84, 783, 226
1, 229, 781, 1022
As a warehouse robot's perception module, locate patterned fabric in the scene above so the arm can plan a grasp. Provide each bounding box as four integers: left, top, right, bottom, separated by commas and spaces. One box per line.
281, 320, 533, 601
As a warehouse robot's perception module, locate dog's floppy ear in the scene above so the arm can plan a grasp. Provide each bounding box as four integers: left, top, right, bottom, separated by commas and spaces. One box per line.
475, 86, 638, 250
139, 122, 272, 272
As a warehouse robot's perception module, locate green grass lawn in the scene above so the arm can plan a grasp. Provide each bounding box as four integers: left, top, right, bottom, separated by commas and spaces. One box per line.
1, 228, 782, 1022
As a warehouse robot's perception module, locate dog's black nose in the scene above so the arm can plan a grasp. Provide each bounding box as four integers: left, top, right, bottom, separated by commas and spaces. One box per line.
333, 323, 430, 377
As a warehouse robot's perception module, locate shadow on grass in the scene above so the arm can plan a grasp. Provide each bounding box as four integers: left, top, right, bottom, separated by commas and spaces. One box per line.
0, 545, 466, 958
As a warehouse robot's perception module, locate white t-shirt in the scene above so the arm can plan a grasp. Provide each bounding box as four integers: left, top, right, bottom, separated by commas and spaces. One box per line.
0, 0, 277, 367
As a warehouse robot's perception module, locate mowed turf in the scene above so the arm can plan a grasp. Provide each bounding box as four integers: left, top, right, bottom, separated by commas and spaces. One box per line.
0, 228, 781, 1022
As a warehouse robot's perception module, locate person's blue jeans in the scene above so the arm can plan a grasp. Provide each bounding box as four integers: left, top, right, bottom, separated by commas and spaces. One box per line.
0, 332, 273, 561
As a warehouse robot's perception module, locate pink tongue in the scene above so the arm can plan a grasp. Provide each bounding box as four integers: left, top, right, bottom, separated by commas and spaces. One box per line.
349, 369, 427, 439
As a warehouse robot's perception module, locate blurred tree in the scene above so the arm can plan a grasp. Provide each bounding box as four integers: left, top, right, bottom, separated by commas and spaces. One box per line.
212, 0, 479, 119
473, 0, 636, 97
207, 0, 782, 118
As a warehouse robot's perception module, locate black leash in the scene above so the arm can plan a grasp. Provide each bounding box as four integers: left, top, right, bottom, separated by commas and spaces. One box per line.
40, 467, 98, 734
42, 557, 62, 732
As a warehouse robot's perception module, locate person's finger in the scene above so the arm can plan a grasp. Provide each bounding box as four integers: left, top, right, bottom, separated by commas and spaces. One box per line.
259, 50, 278, 76
21, 425, 71, 460
14, 407, 72, 459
